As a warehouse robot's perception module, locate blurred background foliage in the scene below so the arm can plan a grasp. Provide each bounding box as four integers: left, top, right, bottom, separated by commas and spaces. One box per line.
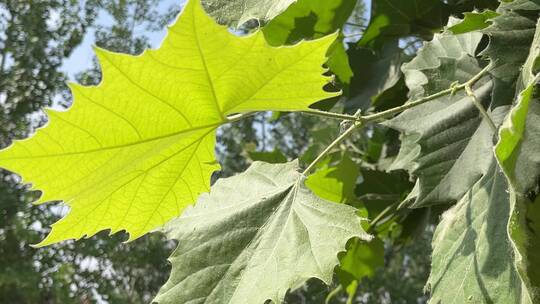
0, 0, 499, 303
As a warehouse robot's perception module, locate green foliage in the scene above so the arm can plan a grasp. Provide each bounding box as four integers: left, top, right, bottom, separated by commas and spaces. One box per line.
337, 237, 385, 297
0, 1, 177, 302
262, 0, 357, 83
358, 0, 448, 48
495, 19, 540, 193
154, 161, 371, 304
346, 41, 406, 111
495, 17, 540, 300
305, 153, 359, 203
0, 0, 337, 246
2, 0, 540, 303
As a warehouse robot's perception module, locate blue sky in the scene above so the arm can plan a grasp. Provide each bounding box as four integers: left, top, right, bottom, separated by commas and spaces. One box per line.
61, 0, 370, 79
61, 0, 185, 79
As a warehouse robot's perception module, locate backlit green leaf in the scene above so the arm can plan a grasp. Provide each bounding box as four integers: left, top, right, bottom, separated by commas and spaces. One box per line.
305, 153, 359, 203
0, 0, 338, 246
154, 161, 371, 304
336, 237, 385, 296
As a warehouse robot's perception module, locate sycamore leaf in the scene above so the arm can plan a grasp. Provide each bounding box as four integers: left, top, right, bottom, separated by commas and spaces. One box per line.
496, 75, 540, 193
501, 0, 540, 11
481, 1, 540, 84
494, 18, 540, 194
495, 19, 540, 299
386, 7, 540, 207
0, 0, 338, 246
384, 24, 509, 208
262, 0, 357, 46
519, 195, 540, 294
428, 164, 530, 303
154, 161, 371, 304
507, 191, 540, 303
448, 10, 499, 34
202, 0, 296, 27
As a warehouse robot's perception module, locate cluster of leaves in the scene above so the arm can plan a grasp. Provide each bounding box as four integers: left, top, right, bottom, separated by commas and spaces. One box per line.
0, 0, 539, 303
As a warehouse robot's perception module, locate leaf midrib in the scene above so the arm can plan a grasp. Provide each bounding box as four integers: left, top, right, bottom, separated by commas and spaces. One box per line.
0, 121, 223, 160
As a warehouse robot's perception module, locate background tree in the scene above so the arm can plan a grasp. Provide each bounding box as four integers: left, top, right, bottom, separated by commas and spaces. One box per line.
0, 1, 176, 303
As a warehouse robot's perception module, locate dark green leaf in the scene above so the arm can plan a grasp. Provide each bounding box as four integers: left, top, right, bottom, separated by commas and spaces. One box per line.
358, 0, 448, 49
345, 41, 405, 112
262, 0, 358, 83
248, 148, 288, 164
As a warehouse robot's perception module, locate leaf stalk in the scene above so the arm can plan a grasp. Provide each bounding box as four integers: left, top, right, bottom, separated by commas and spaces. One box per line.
302, 111, 363, 175
300, 62, 494, 175
464, 84, 497, 132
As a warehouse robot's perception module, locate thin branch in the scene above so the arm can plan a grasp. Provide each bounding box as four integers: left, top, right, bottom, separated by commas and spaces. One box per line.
227, 63, 495, 177
366, 201, 399, 233
301, 109, 359, 121
344, 32, 364, 39
302, 112, 362, 175
362, 62, 493, 123
325, 285, 343, 304
465, 84, 497, 132
298, 64, 494, 174
345, 21, 366, 28
226, 112, 257, 123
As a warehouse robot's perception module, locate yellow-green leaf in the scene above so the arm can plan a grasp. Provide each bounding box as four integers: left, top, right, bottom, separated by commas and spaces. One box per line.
0, 0, 338, 246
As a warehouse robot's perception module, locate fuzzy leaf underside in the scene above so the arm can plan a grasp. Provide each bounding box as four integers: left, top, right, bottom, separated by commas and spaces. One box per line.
495, 18, 540, 300
384, 25, 507, 208
426, 4, 540, 303
202, 0, 296, 26
481, 1, 540, 85
495, 18, 540, 194
427, 164, 528, 304
154, 161, 371, 304
0, 0, 337, 246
